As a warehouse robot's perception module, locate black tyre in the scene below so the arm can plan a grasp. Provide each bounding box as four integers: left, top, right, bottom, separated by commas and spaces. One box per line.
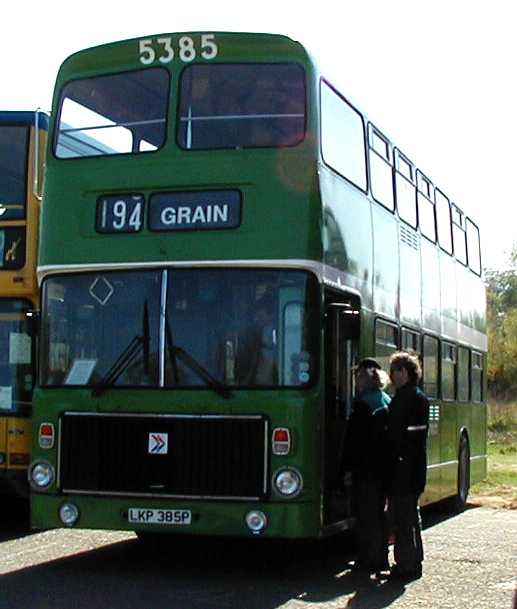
453, 434, 470, 513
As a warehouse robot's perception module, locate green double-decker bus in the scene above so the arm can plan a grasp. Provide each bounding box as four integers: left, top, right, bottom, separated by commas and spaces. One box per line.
30, 32, 487, 537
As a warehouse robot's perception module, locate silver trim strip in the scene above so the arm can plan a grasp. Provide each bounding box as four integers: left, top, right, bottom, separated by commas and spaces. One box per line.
159, 270, 167, 387
63, 411, 265, 420
38, 259, 324, 282
57, 418, 63, 488
62, 488, 262, 501
33, 110, 41, 200
263, 420, 269, 495
180, 113, 304, 122
427, 459, 458, 470
470, 454, 488, 462
427, 453, 487, 470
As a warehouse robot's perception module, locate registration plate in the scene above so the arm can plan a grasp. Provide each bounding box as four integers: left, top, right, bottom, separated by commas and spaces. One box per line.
128, 508, 191, 525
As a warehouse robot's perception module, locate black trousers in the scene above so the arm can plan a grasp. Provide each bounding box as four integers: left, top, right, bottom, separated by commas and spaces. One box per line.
353, 476, 388, 570
389, 493, 424, 573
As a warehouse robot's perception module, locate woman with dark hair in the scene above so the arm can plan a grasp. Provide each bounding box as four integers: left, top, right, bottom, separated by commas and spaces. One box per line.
387, 351, 430, 581
342, 357, 391, 576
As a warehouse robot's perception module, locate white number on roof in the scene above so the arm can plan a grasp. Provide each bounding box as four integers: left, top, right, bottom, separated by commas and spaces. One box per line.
138, 35, 218, 65
139, 39, 155, 65
201, 34, 218, 59
157, 37, 174, 64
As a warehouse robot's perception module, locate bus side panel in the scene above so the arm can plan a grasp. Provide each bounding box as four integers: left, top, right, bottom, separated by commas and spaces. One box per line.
320, 167, 374, 309
421, 412, 442, 505
372, 205, 398, 320
421, 240, 441, 333
0, 418, 6, 471
470, 401, 488, 485
7, 416, 31, 469
440, 402, 460, 498
399, 225, 421, 327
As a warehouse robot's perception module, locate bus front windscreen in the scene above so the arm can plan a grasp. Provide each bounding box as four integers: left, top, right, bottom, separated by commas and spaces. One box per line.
178, 63, 306, 149
41, 269, 318, 389
0, 300, 34, 413
0, 125, 29, 218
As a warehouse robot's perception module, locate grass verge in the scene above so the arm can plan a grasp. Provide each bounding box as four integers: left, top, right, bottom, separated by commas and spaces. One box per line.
470, 401, 517, 509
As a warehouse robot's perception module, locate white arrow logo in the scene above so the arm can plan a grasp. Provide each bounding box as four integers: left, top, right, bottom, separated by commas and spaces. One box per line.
148, 432, 168, 455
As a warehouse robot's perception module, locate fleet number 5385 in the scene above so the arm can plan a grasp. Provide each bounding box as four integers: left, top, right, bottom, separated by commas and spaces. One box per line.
139, 34, 218, 65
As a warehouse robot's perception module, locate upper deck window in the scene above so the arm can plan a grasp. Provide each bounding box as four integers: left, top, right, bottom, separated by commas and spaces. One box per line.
451, 203, 467, 265
55, 68, 169, 158
416, 170, 436, 241
369, 125, 394, 211
177, 63, 305, 150
320, 82, 367, 191
394, 149, 416, 225
0, 126, 28, 217
435, 189, 453, 254
466, 218, 482, 275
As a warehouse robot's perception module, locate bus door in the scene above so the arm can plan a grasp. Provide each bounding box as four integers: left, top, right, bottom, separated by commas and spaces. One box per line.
323, 295, 360, 527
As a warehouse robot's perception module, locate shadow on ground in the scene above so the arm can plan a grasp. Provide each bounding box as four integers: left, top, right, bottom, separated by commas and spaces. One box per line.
0, 502, 468, 609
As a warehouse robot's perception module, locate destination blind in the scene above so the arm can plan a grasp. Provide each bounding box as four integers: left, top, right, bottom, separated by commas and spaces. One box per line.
149, 190, 241, 231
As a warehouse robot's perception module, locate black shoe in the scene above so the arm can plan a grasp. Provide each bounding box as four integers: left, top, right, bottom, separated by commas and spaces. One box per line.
389, 565, 422, 581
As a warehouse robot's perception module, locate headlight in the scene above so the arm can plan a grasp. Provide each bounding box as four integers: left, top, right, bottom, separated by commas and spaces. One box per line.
273, 468, 302, 497
29, 460, 55, 490
59, 503, 80, 527
245, 510, 268, 533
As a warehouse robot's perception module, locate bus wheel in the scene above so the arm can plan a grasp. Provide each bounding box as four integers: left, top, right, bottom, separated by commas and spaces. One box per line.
453, 434, 470, 513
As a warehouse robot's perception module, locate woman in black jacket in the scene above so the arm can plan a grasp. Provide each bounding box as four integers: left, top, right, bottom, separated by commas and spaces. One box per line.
387, 351, 430, 581
343, 357, 391, 576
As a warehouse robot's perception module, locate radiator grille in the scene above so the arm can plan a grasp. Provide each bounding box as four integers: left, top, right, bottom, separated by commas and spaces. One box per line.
59, 413, 268, 499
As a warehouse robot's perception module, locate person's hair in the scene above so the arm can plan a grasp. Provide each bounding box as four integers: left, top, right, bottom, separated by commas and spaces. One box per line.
356, 363, 389, 391
389, 351, 422, 384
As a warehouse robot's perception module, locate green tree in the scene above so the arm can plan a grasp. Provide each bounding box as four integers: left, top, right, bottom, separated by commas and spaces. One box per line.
486, 244, 517, 399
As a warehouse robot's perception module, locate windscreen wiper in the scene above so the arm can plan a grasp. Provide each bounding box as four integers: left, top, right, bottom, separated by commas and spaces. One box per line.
92, 303, 150, 397
167, 344, 233, 400
91, 335, 144, 397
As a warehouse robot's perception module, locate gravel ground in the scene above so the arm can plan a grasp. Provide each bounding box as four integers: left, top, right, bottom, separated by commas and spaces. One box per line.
0, 506, 515, 609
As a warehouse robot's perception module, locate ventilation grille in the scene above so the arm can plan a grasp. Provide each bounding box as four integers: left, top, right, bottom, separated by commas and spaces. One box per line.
400, 224, 420, 250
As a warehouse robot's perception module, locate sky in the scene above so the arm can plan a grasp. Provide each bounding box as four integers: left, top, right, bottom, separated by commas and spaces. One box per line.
2, 0, 515, 271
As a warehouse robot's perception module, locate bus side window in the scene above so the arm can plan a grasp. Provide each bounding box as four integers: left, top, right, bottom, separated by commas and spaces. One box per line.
375, 319, 398, 376
471, 351, 483, 402
369, 125, 394, 211
457, 346, 470, 401
402, 328, 420, 353
466, 218, 482, 276
441, 342, 456, 400
394, 149, 417, 227
417, 170, 436, 240
320, 81, 367, 192
423, 335, 439, 398
282, 301, 305, 386
436, 189, 453, 254
451, 204, 467, 265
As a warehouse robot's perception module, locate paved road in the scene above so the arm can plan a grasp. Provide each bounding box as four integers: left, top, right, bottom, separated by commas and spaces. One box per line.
0, 505, 515, 609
